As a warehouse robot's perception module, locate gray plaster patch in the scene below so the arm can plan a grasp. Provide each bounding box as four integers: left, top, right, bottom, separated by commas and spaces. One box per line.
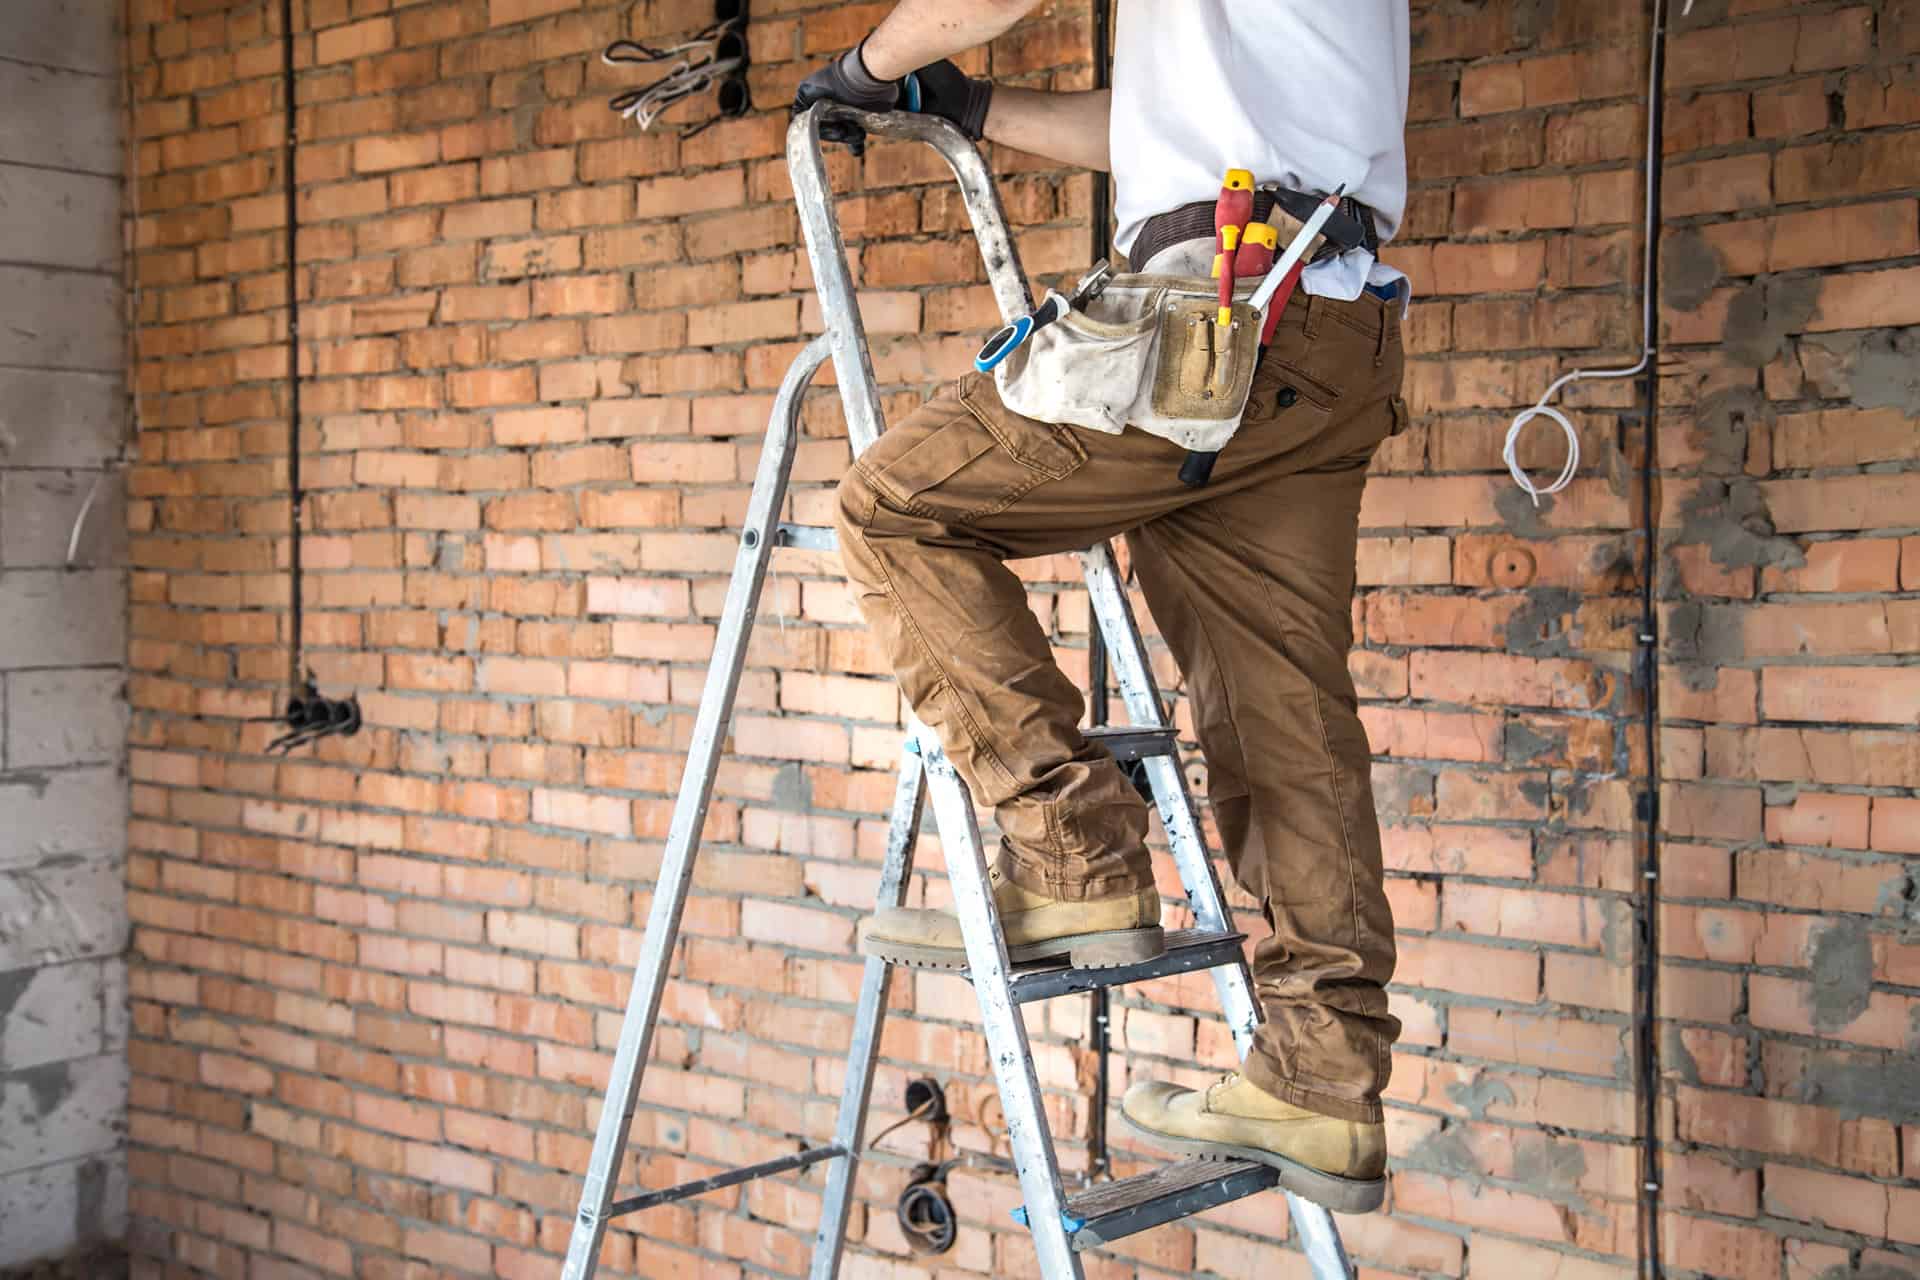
1407, 1125, 1484, 1181
1806, 919, 1874, 1032
1371, 765, 1435, 823
1818, 1266, 1920, 1280
1693, 386, 1771, 474
1504, 718, 1560, 768
1494, 484, 1556, 540
1664, 1026, 1701, 1085
1798, 1050, 1920, 1125
1445, 1075, 1515, 1120
1666, 601, 1743, 669
15, 1061, 74, 1118
1661, 230, 1723, 312
1724, 277, 1820, 368
1674, 478, 1806, 573
1878, 866, 1920, 928
771, 762, 812, 812
1849, 328, 1920, 416
1502, 587, 1580, 658
1513, 1136, 1590, 1211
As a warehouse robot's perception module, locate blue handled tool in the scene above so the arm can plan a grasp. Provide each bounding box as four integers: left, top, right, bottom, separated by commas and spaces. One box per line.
973, 261, 1113, 373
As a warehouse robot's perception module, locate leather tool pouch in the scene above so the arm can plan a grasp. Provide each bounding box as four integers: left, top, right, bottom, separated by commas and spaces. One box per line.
1150, 298, 1259, 425
993, 274, 1260, 453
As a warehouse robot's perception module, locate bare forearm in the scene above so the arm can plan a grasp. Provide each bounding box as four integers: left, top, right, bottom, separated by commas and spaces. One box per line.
862, 0, 1035, 79
984, 87, 1111, 171
856, 0, 1109, 171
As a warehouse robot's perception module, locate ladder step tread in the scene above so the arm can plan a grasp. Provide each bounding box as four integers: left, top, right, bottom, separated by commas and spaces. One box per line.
1067, 1158, 1276, 1248
1009, 928, 1245, 1003
1082, 724, 1179, 762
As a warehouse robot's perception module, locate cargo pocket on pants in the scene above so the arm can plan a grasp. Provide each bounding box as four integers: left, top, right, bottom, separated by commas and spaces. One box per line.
863, 375, 1088, 526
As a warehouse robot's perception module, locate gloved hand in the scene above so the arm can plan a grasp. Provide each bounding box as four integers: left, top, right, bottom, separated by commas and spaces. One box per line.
792, 40, 901, 154
793, 42, 994, 154
910, 59, 994, 142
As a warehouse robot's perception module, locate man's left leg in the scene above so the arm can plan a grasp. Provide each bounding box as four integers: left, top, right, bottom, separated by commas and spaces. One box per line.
834, 373, 1176, 967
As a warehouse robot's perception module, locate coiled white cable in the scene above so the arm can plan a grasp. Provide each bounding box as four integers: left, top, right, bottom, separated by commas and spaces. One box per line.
1504, 0, 1689, 505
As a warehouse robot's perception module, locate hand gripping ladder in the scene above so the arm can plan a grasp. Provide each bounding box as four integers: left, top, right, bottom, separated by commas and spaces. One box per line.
560, 105, 1357, 1280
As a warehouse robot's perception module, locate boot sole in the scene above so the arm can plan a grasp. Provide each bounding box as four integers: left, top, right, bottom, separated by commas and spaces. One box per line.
1116, 1110, 1387, 1214
861, 926, 1165, 971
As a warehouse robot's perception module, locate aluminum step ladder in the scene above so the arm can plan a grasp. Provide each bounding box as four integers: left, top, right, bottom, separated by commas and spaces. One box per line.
559, 104, 1355, 1280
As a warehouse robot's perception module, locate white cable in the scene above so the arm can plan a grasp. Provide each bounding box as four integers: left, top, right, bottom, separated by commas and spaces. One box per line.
1505, 0, 1675, 505
66, 474, 104, 566
615, 55, 743, 131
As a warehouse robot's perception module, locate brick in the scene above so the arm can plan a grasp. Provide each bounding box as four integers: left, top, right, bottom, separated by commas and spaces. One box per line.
1762, 666, 1920, 726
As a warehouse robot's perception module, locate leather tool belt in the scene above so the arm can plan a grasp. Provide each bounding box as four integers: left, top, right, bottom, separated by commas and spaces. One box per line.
1130, 188, 1381, 275
994, 187, 1381, 455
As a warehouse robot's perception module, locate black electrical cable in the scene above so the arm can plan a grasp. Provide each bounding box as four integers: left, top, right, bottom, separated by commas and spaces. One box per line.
1633, 6, 1671, 1277
865, 1095, 938, 1154
280, 0, 304, 698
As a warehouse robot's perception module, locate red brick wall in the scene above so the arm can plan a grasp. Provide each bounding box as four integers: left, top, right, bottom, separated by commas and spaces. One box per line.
1651, 3, 1920, 1278
120, 1, 1920, 1278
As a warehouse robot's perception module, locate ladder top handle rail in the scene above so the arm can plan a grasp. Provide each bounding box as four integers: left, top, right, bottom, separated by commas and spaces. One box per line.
787, 104, 1037, 453
788, 103, 1034, 322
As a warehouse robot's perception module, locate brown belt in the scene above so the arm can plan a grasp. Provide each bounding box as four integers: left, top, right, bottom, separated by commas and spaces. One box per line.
1130, 189, 1380, 275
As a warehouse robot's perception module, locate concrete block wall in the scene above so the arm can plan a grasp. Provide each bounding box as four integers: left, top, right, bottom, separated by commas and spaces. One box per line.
117, 0, 1918, 1278
0, 0, 134, 1267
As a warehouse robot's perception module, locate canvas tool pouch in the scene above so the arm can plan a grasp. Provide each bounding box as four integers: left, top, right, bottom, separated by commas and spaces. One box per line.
992, 273, 1263, 453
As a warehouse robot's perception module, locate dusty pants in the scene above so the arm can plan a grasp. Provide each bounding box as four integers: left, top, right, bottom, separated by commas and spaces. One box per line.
834, 287, 1406, 1123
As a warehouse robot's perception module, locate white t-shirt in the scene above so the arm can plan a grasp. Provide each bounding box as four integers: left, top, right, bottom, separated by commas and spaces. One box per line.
1110, 0, 1410, 299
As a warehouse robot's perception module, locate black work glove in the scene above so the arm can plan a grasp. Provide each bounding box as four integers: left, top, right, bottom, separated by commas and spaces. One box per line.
793, 41, 994, 154
792, 40, 901, 154
911, 59, 994, 142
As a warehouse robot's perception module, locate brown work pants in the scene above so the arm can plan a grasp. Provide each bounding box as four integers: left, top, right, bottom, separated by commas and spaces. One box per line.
835, 287, 1406, 1123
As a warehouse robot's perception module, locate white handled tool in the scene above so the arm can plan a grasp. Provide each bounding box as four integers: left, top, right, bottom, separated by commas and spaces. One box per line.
1248, 184, 1346, 315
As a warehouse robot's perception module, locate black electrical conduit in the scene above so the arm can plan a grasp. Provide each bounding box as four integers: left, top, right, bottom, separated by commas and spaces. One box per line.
280, 0, 305, 697
1633, 3, 1673, 1275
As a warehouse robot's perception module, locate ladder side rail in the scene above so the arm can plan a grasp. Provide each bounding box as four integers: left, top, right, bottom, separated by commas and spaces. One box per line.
916, 733, 1086, 1280
787, 104, 1034, 459
560, 335, 832, 1280
809, 746, 928, 1280
1292, 1194, 1358, 1279
1076, 544, 1260, 1054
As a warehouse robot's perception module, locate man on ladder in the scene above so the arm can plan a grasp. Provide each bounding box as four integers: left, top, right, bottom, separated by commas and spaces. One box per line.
796, 0, 1413, 1215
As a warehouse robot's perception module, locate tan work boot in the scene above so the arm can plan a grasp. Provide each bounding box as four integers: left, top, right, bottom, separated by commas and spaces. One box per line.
859, 865, 1163, 969
1120, 1073, 1387, 1213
